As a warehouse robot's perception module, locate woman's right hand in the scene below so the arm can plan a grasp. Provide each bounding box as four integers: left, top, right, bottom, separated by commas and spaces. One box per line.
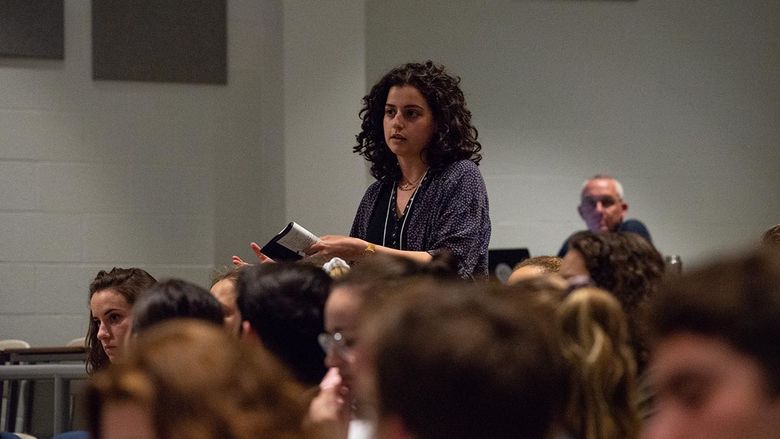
232, 242, 274, 267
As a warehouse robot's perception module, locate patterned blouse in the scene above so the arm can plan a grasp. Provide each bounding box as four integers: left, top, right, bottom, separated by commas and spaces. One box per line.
350, 160, 491, 279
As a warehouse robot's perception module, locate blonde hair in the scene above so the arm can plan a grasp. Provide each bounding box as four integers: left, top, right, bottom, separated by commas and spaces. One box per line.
557, 287, 640, 439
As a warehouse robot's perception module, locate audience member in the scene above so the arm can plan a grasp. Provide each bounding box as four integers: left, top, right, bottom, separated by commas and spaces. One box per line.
237, 262, 332, 386
560, 231, 664, 370
359, 280, 568, 439
247, 61, 490, 279
558, 175, 652, 257
761, 223, 780, 248
507, 255, 562, 285
643, 249, 780, 439
86, 267, 157, 374
210, 266, 244, 335
86, 320, 312, 439
557, 287, 640, 439
310, 254, 457, 439
130, 278, 224, 336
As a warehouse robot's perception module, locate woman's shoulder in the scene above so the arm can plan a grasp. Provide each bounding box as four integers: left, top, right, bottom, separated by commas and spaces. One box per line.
435, 160, 483, 185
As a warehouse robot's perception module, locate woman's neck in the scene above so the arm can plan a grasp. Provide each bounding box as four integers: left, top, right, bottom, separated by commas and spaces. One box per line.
397, 157, 428, 184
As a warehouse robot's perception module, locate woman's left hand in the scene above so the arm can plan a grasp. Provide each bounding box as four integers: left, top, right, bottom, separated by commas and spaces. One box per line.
306, 235, 367, 261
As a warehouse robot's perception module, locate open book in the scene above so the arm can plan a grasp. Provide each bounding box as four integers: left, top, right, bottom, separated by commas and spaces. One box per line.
260, 222, 320, 261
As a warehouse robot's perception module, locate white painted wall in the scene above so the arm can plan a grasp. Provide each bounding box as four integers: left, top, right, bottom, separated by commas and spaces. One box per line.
366, 0, 780, 263
283, 1, 369, 237
0, 0, 285, 345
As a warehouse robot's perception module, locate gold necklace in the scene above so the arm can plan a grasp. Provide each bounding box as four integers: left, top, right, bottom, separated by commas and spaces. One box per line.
398, 173, 425, 191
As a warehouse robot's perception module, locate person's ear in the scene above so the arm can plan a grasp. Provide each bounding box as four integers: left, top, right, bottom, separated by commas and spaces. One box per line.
241, 321, 261, 345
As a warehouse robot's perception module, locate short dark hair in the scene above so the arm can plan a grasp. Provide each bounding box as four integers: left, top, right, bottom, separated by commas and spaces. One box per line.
647, 248, 780, 395
236, 263, 331, 386
86, 267, 157, 374
354, 60, 482, 183
365, 280, 567, 439
131, 278, 224, 335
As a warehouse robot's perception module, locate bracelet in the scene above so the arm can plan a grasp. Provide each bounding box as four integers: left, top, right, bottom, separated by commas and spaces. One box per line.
364, 242, 376, 256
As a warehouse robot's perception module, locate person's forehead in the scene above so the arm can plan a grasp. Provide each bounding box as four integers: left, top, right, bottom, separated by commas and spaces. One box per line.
581, 179, 619, 198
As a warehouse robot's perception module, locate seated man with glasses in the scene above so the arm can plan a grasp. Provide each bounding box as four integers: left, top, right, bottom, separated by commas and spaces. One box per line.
557, 174, 652, 257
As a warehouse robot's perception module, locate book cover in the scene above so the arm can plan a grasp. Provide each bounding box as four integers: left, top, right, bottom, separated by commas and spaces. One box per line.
260, 222, 320, 261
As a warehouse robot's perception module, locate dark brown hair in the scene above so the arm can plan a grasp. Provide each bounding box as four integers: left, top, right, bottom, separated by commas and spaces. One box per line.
363, 280, 568, 439
354, 61, 482, 183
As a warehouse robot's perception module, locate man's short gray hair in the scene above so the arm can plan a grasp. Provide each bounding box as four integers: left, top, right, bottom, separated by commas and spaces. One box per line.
581, 174, 624, 199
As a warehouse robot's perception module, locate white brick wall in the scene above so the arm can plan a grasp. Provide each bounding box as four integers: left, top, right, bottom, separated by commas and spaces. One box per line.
0, 0, 284, 345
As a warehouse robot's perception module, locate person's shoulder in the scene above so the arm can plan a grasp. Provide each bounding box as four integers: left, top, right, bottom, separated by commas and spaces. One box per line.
621, 219, 649, 232
437, 159, 481, 181
620, 219, 652, 242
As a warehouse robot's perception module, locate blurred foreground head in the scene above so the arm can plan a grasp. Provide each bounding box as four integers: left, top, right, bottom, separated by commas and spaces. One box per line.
361, 280, 568, 439
644, 248, 780, 439
87, 320, 311, 439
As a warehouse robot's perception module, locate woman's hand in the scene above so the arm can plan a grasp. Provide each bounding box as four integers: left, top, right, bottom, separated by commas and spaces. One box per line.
306, 235, 367, 262
231, 242, 274, 267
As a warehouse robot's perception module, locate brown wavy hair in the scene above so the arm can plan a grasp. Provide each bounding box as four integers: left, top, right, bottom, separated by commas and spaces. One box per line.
87, 320, 311, 439
86, 267, 157, 374
354, 60, 482, 183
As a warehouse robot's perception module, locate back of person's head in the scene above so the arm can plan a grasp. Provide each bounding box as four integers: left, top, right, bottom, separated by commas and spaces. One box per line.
87, 320, 310, 439
647, 248, 780, 395
567, 231, 664, 369
86, 267, 157, 373
131, 278, 224, 335
335, 252, 458, 300
363, 280, 568, 439
237, 262, 332, 386
508, 255, 563, 285
568, 231, 664, 312
558, 287, 639, 439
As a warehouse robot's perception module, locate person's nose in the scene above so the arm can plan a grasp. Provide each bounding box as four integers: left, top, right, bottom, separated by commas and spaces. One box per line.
391, 112, 404, 130
595, 200, 607, 214
96, 321, 110, 341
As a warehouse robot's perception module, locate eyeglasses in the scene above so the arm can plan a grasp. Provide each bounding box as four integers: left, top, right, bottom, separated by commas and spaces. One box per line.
317, 331, 355, 358
580, 195, 621, 211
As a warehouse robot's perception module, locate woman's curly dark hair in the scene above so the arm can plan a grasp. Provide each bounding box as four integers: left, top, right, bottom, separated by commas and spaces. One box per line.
354, 60, 482, 183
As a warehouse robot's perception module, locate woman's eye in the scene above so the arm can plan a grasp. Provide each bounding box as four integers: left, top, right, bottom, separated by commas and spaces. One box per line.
404, 110, 420, 118
108, 313, 123, 324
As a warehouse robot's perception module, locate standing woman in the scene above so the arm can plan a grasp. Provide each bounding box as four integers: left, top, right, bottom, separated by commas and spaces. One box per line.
307, 61, 490, 279
86, 267, 157, 374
